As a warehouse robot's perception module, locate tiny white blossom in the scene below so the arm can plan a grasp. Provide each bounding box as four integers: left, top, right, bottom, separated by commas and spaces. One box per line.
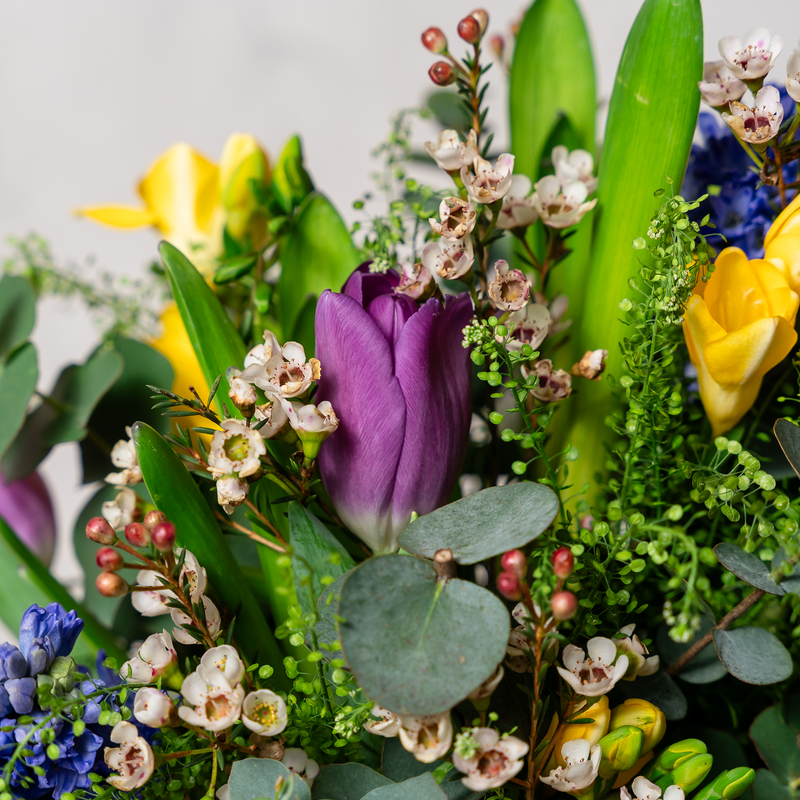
201, 645, 245, 685
283, 400, 339, 460
241, 689, 288, 736
505, 303, 551, 353
461, 154, 515, 204
398, 712, 453, 763
697, 61, 747, 108
722, 85, 784, 144
532, 175, 597, 229
239, 332, 320, 399
395, 261, 434, 301
552, 146, 597, 194
556, 637, 629, 696
104, 721, 155, 790
105, 427, 142, 486
282, 748, 320, 789
615, 624, 660, 680
178, 666, 245, 732
101, 487, 138, 531
621, 777, 685, 800
496, 175, 538, 230
363, 704, 401, 737
429, 197, 478, 240
253, 398, 291, 440
539, 739, 601, 794
120, 630, 178, 684
526, 360, 572, 402
787, 51, 800, 103
424, 129, 478, 172
488, 260, 531, 313
131, 570, 174, 617
719, 28, 784, 81
506, 628, 534, 674
216, 476, 249, 515
421, 237, 474, 281
177, 549, 208, 603
171, 596, 221, 645
452, 727, 528, 791
208, 420, 266, 479
133, 688, 175, 728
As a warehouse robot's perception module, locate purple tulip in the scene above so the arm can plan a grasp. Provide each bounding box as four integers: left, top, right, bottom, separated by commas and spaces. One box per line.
0, 471, 56, 565
315, 264, 473, 553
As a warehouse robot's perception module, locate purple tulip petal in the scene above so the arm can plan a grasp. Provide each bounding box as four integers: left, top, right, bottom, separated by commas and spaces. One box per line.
342, 263, 399, 306
316, 290, 407, 552
0, 471, 56, 565
391, 293, 474, 523
366, 293, 418, 349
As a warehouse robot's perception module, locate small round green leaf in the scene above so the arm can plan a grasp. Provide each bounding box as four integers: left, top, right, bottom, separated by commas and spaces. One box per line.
713, 626, 793, 685
397, 482, 559, 564
714, 543, 784, 596
304, 570, 349, 663
657, 617, 726, 686
338, 555, 510, 715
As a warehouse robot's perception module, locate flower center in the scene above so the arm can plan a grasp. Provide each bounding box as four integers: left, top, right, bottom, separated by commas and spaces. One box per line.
478, 750, 509, 777
250, 701, 279, 726
224, 434, 250, 462
205, 694, 233, 720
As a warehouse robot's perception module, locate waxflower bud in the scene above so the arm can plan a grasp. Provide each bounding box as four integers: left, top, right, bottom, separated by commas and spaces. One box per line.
151, 521, 177, 552
125, 522, 149, 548
501, 549, 526, 579
429, 61, 456, 86
470, 9, 488, 35
143, 510, 167, 531
489, 34, 504, 58
598, 725, 643, 778
551, 591, 577, 621
609, 698, 666, 755
421, 27, 447, 54
497, 571, 521, 600
458, 15, 482, 44
692, 767, 755, 800
96, 572, 129, 598
661, 753, 713, 794
552, 547, 574, 578
86, 516, 116, 545
96, 547, 124, 572
648, 739, 707, 782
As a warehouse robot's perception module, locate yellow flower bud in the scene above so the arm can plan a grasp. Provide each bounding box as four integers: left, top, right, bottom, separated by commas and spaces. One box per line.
609, 698, 666, 755
219, 133, 270, 243
683, 247, 799, 436
764, 193, 800, 293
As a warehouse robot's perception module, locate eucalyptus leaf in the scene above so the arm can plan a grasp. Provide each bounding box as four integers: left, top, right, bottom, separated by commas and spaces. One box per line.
279, 192, 358, 342
714, 542, 784, 596
338, 555, 510, 715
713, 626, 793, 685
311, 763, 392, 800
657, 617, 726, 685
771, 547, 800, 595
751, 769, 793, 800
159, 241, 247, 417
397, 482, 559, 564
0, 275, 36, 358
361, 774, 446, 800
774, 418, 800, 480
750, 698, 800, 787
229, 757, 310, 800
0, 342, 38, 463
132, 422, 287, 684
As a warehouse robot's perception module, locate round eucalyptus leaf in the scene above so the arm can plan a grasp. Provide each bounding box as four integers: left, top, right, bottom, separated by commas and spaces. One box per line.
752, 769, 793, 800
774, 418, 800, 480
656, 618, 726, 685
397, 482, 559, 565
771, 548, 800, 595
362, 774, 446, 800
713, 626, 793, 685
312, 763, 392, 799
229, 757, 310, 800
338, 555, 510, 715
714, 543, 784, 596
750, 699, 800, 787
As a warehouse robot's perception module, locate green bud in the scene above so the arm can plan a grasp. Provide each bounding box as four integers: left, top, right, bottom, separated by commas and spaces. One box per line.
46, 744, 60, 761
598, 725, 644, 778
610, 699, 666, 755
692, 767, 755, 800
648, 739, 707, 781
658, 753, 713, 793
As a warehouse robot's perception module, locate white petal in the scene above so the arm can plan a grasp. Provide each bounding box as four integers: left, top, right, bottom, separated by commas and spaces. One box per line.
586, 636, 617, 666
562, 644, 585, 672
561, 738, 591, 764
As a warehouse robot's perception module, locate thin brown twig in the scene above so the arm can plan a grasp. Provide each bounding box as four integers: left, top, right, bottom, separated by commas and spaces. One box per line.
214, 511, 286, 554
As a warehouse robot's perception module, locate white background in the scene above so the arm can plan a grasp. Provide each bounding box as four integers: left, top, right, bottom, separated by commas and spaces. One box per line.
0, 0, 797, 592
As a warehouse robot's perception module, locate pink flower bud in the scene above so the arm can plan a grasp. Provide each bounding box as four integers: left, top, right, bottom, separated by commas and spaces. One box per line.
501, 549, 526, 579
551, 547, 574, 578
86, 516, 117, 545
551, 590, 577, 621
421, 27, 447, 54
470, 9, 489, 35
143, 510, 167, 531
458, 15, 482, 44
429, 61, 456, 86
489, 34, 504, 59
151, 521, 177, 553
125, 522, 150, 548
496, 570, 522, 600
97, 571, 129, 598
96, 547, 124, 572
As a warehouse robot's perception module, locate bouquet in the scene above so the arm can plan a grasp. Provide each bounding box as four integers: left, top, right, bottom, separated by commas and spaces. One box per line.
2, 2, 800, 799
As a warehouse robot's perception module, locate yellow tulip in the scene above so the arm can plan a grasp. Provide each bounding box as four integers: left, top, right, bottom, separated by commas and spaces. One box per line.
683, 247, 799, 437
764, 192, 800, 293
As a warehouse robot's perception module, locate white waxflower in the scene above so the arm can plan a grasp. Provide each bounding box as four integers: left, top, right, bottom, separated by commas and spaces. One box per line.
430, 196, 477, 241
395, 261, 434, 301
171, 595, 221, 645
552, 146, 597, 194
488, 260, 531, 313
104, 721, 155, 791
240, 331, 320, 399
787, 51, 800, 103
572, 349, 608, 381
506, 628, 534, 674
719, 28, 784, 81
120, 631, 177, 684
621, 777, 685, 800
178, 666, 245, 732
363, 704, 401, 737
131, 570, 174, 617
556, 637, 629, 696
497, 174, 538, 230
105, 427, 143, 486
532, 175, 597, 229
101, 487, 138, 531
133, 688, 176, 728
208, 419, 266, 479
461, 154, 515, 204
505, 303, 551, 353
468, 664, 505, 700
253, 398, 291, 439
242, 689, 288, 736
216, 476, 249, 514
424, 129, 478, 172
228, 374, 258, 417
697, 61, 747, 108
177, 548, 208, 603
421, 237, 474, 281
282, 748, 320, 790
201, 645, 245, 685
539, 739, 601, 794
722, 85, 784, 145
615, 624, 660, 680
452, 728, 528, 791
283, 400, 340, 460
525, 360, 572, 403
398, 712, 453, 763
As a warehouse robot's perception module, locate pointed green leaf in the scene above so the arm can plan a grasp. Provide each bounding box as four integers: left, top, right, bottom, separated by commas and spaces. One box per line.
713, 626, 793, 685
213, 253, 259, 285
132, 421, 287, 684
279, 192, 358, 347
272, 135, 315, 215
0, 342, 38, 463
159, 241, 247, 417
0, 275, 36, 358
750, 699, 800, 787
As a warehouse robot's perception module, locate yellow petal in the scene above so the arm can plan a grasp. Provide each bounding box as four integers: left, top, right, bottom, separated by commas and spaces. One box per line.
704, 317, 790, 384
696, 365, 763, 437
766, 232, 800, 295
703, 248, 769, 330
684, 295, 727, 353
219, 134, 269, 242
75, 205, 156, 229
765, 192, 800, 245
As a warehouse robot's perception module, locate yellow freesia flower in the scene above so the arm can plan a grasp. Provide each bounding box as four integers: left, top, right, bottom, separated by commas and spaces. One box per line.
764, 192, 800, 292
683, 247, 799, 437
545, 695, 610, 770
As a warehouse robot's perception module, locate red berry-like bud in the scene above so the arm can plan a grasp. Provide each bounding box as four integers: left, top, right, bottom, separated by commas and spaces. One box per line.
86, 516, 117, 545
96, 547, 124, 571
551, 547, 574, 579
496, 570, 522, 600
421, 26, 447, 54
551, 590, 578, 621
501, 549, 526, 579
143, 509, 167, 531
151, 521, 177, 552
489, 34, 504, 58
125, 522, 150, 548
429, 61, 456, 86
96, 571, 129, 598
470, 8, 489, 35
457, 15, 481, 44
